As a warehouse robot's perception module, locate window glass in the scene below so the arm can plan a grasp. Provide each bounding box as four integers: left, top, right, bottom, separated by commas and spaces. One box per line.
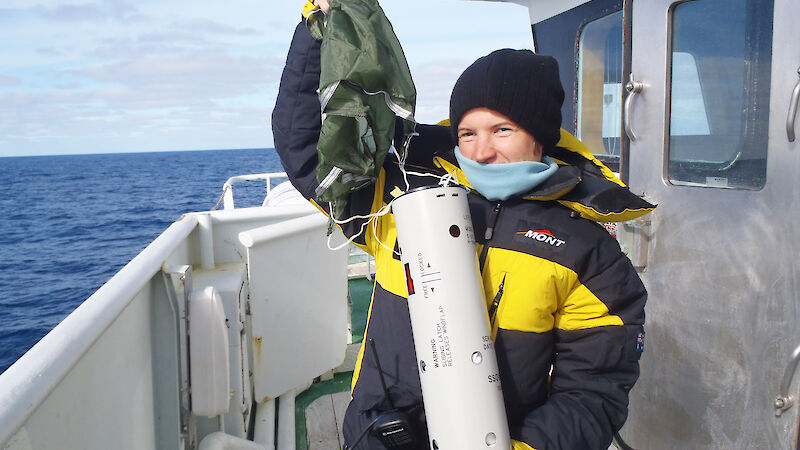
577, 10, 623, 160
667, 0, 773, 189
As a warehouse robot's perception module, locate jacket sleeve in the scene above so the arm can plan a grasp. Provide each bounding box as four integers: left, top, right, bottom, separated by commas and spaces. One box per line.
514, 234, 646, 450
272, 21, 323, 200
271, 21, 377, 241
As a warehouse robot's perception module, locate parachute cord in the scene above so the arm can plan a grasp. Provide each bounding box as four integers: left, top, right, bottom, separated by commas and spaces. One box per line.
326, 201, 390, 225
326, 218, 371, 251
396, 131, 418, 191
438, 171, 457, 187
402, 169, 450, 182
372, 206, 400, 256
395, 141, 462, 191
394, 129, 465, 191
325, 200, 399, 256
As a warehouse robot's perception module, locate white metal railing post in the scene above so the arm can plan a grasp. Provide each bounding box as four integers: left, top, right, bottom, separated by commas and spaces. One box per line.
277, 390, 296, 450
223, 183, 235, 210
253, 400, 276, 450
197, 214, 215, 269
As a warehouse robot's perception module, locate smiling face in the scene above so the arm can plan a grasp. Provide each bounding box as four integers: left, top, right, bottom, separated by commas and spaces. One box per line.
456, 107, 543, 164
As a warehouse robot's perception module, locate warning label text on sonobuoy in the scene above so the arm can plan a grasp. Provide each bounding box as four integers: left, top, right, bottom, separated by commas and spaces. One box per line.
435, 305, 453, 368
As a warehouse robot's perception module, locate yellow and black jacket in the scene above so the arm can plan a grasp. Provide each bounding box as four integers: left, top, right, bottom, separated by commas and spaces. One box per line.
273, 22, 654, 450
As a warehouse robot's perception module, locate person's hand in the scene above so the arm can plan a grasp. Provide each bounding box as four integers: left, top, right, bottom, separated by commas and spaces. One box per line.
302, 0, 327, 18
302, 0, 328, 38
314, 0, 330, 12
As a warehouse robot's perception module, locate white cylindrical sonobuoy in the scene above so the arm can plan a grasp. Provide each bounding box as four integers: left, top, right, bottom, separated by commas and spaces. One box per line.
392, 185, 510, 449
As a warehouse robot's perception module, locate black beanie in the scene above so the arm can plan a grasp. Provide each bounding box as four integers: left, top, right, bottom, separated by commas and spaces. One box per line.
449, 49, 565, 149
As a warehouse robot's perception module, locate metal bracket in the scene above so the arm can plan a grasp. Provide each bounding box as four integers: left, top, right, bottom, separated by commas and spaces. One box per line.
162, 265, 194, 441
618, 215, 652, 271
775, 343, 800, 417
774, 396, 793, 417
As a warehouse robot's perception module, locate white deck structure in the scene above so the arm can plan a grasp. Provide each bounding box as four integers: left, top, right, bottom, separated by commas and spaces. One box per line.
0, 174, 353, 449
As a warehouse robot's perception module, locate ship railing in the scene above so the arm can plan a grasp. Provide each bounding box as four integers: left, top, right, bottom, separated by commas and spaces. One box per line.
219, 172, 289, 210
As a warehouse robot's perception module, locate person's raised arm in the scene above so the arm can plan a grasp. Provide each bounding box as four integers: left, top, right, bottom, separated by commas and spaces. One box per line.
271, 4, 384, 246
272, 16, 322, 200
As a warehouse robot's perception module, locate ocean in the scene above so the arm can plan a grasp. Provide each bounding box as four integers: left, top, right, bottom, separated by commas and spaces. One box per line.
0, 148, 284, 373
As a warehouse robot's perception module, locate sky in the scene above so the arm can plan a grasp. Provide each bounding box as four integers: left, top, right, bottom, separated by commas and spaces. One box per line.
0, 1, 533, 157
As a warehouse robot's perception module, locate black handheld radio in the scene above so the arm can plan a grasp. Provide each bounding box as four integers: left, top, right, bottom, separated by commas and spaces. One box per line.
346, 338, 419, 449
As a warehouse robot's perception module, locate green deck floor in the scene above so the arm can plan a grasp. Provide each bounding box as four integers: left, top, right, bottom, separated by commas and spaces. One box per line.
349, 277, 373, 344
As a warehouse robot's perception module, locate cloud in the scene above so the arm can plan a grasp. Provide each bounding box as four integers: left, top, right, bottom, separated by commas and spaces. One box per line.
35, 47, 63, 57
55, 82, 83, 90
0, 89, 273, 155
135, 18, 261, 46
0, 74, 21, 86
0, 1, 299, 156
135, 22, 260, 47
69, 49, 283, 109
34, 2, 143, 23
409, 60, 475, 124
176, 18, 262, 37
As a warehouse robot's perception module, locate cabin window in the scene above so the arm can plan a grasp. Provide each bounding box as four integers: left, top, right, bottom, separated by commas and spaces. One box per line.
666, 0, 773, 190
532, 0, 623, 172
577, 10, 623, 162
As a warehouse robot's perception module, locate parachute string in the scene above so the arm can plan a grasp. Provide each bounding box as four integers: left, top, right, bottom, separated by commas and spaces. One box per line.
396, 131, 417, 191
326, 218, 370, 251
372, 208, 399, 255
326, 200, 400, 256
394, 132, 463, 191
438, 171, 458, 187
327, 201, 389, 225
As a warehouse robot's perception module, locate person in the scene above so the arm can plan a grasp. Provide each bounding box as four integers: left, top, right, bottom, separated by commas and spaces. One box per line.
272, 2, 652, 448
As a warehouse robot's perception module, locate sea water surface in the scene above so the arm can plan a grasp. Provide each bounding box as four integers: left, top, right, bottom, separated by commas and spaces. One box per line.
0, 148, 284, 373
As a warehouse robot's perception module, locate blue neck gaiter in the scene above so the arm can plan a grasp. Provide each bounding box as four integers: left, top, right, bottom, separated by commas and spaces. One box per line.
454, 148, 558, 201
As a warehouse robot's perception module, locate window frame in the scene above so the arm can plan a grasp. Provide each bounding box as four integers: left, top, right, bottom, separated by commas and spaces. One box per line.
662, 0, 774, 190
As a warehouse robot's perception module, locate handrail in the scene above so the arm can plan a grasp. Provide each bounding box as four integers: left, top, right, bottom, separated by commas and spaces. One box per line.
624, 74, 644, 142
774, 343, 800, 416
220, 172, 289, 210
787, 67, 800, 143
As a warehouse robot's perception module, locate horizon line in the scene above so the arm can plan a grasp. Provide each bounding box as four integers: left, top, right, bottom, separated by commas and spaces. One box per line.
0, 147, 277, 159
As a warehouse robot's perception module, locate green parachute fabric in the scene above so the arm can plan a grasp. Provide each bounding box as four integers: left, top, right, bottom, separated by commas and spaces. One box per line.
306, 0, 416, 219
